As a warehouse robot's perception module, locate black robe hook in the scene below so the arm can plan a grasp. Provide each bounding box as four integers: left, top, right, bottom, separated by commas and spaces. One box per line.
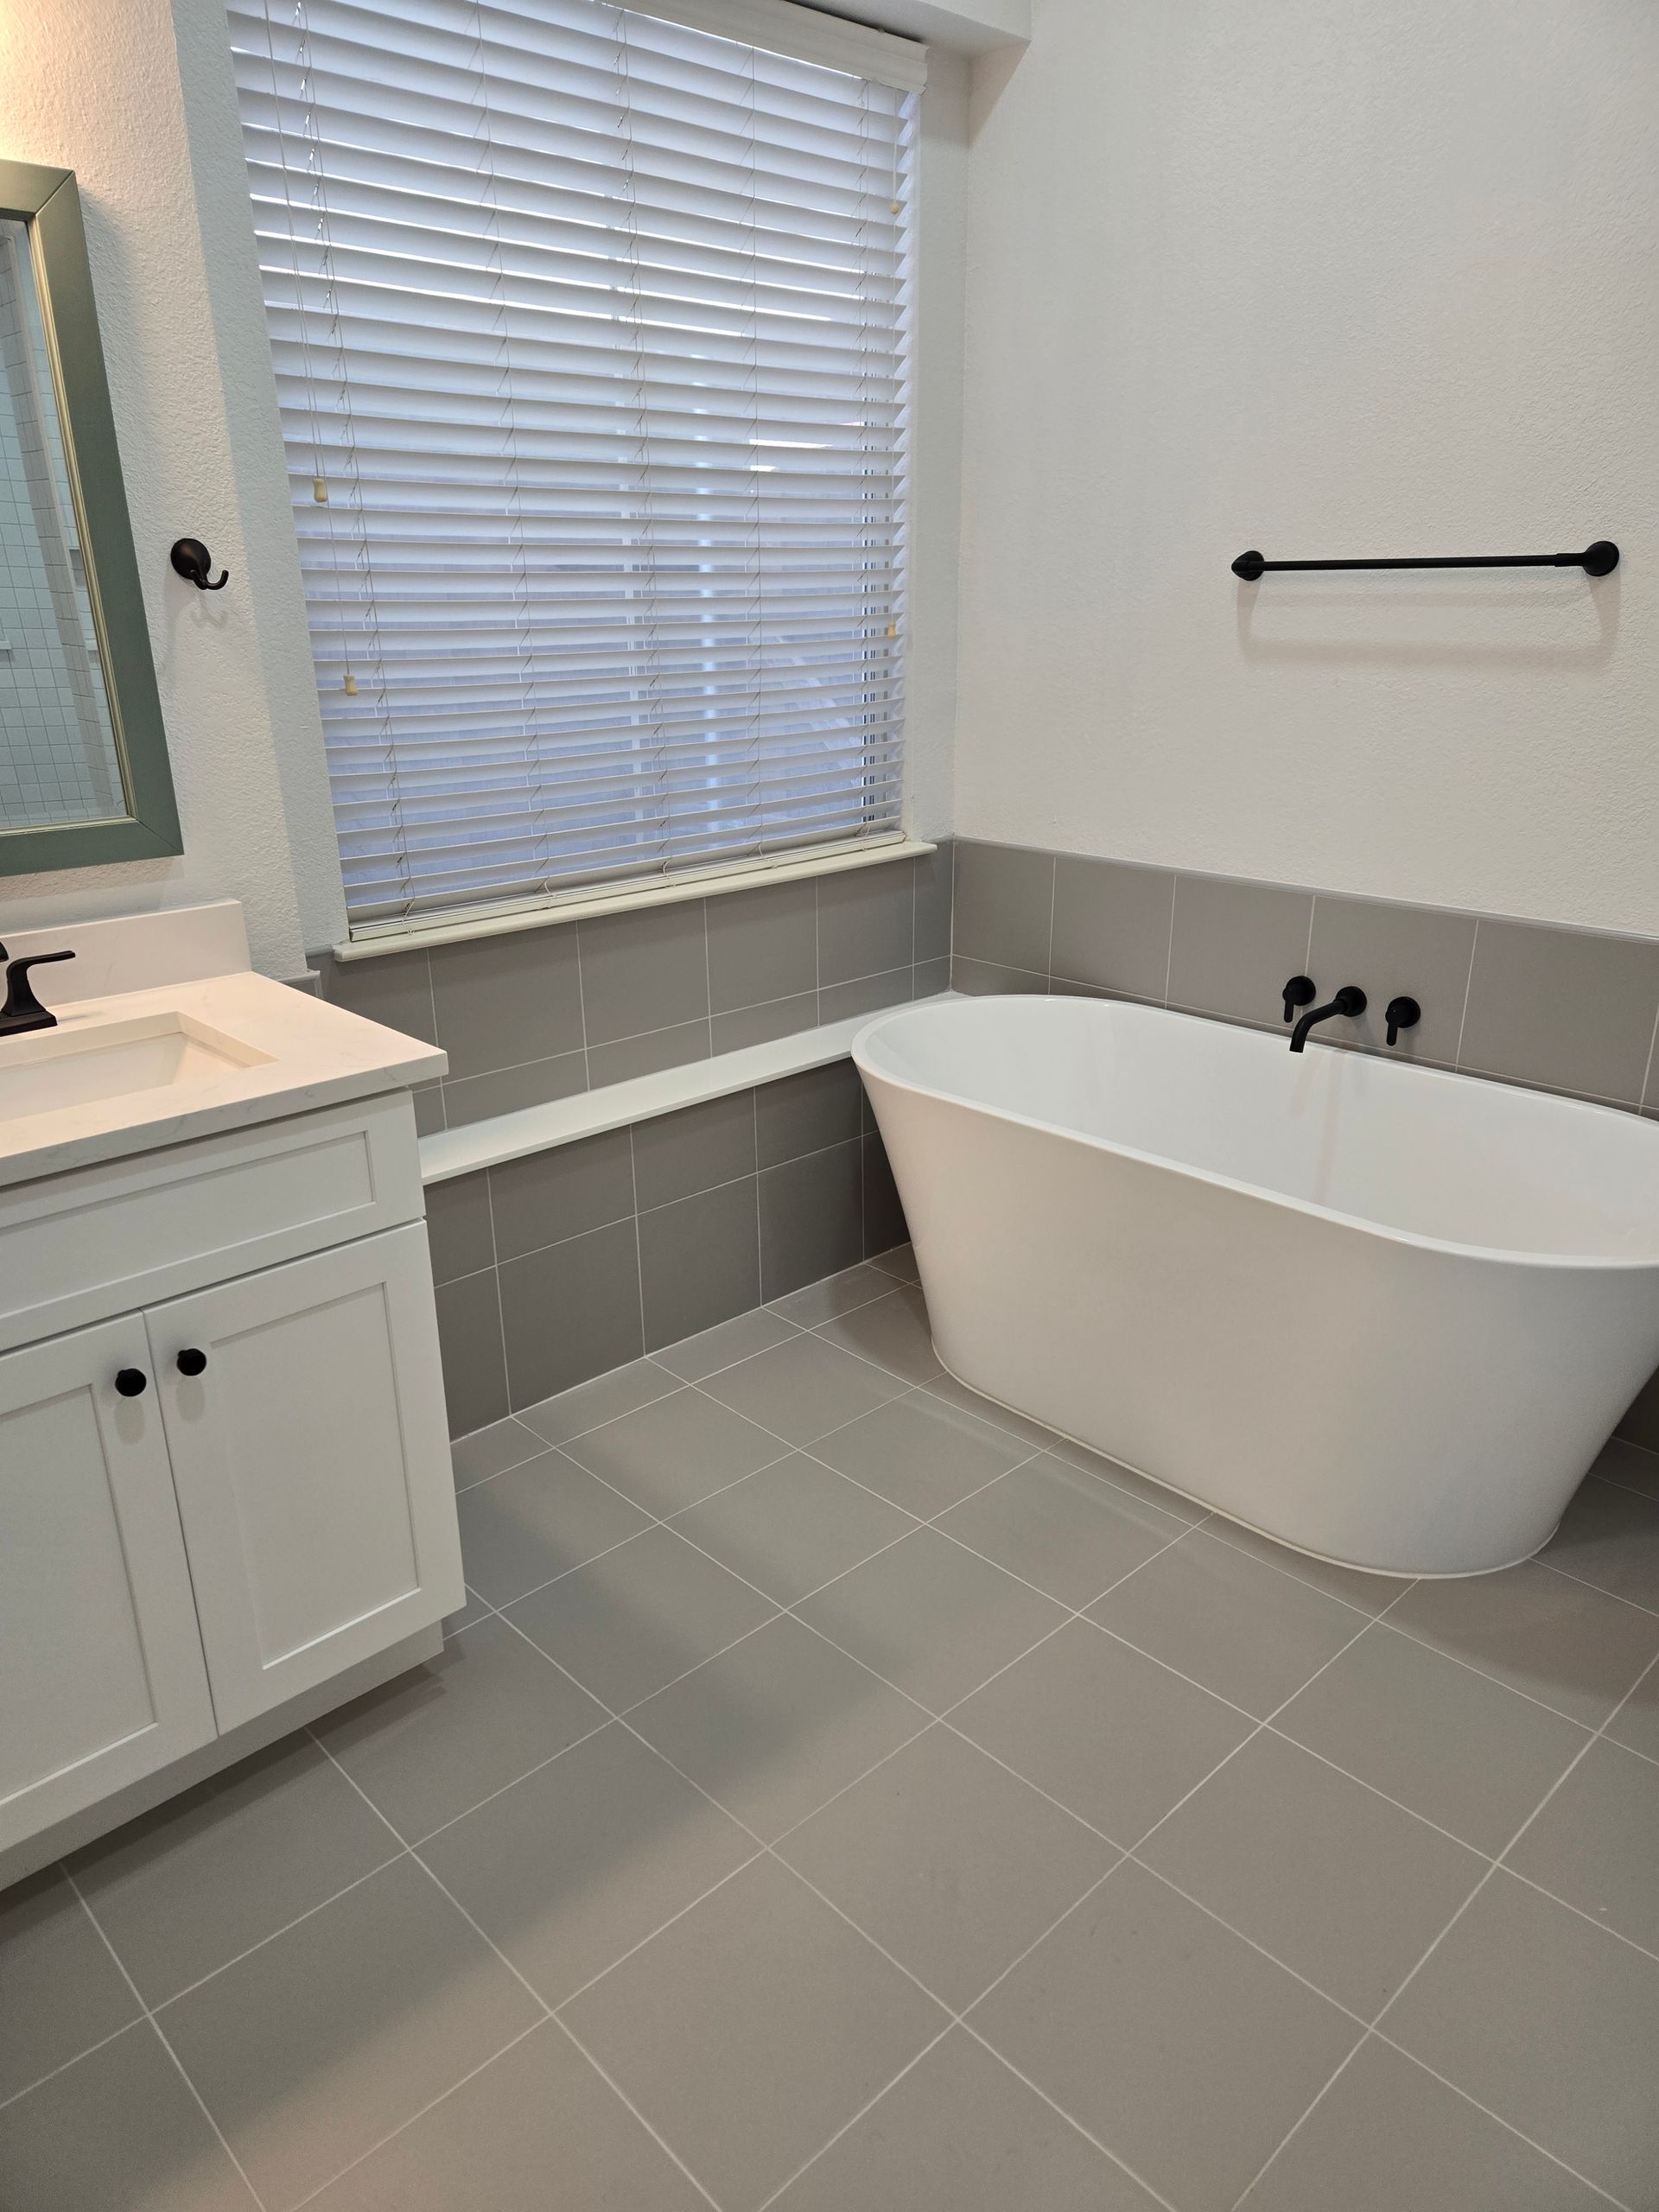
170, 537, 230, 591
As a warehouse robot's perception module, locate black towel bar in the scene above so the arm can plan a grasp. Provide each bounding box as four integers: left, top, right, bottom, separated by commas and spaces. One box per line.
1231, 541, 1618, 581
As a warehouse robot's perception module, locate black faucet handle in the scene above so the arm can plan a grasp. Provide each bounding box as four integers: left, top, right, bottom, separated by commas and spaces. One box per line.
1282, 975, 1316, 1024
3, 949, 76, 1023
1385, 995, 1421, 1047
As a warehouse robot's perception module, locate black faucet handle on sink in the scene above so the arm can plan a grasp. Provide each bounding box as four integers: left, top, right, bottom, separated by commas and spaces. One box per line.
0, 948, 77, 1037
1282, 975, 1317, 1024
1385, 996, 1421, 1047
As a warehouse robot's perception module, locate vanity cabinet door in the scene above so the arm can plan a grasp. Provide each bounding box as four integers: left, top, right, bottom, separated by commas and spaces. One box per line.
0, 1319, 216, 1852
147, 1224, 462, 1730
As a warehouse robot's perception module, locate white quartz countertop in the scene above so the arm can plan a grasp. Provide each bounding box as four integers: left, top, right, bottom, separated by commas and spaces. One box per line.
0, 971, 445, 1189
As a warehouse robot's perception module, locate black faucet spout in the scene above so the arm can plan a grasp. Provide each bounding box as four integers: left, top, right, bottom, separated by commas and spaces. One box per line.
1289, 984, 1366, 1053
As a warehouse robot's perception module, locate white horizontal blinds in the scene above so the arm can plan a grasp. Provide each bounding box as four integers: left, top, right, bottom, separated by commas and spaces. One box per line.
228, 0, 917, 931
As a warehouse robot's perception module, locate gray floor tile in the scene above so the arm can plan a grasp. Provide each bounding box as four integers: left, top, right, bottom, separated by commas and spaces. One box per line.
1038, 1439, 1213, 1525
1384, 1869, 1659, 2206
563, 1853, 946, 2212
158, 1856, 541, 2212
69, 1736, 400, 2008
448, 1414, 543, 1491
1246, 2034, 1611, 2212
699, 1331, 909, 1445
813, 1283, 944, 1385
1507, 1736, 1659, 1955
559, 1387, 786, 1515
870, 1241, 920, 1283
314, 1615, 607, 1842
1385, 1557, 1659, 1727
455, 1449, 653, 1605
1203, 1516, 1415, 1613
306, 2018, 705, 2210
418, 1723, 756, 2007
1089, 1528, 1376, 1717
0, 2021, 255, 2212
937, 1453, 1186, 1607
1274, 1624, 1591, 1853
810, 1389, 1032, 1518
797, 1529, 1067, 1711
950, 1619, 1255, 1843
671, 1452, 916, 1606
0, 1866, 140, 2104
969, 1858, 1356, 2212
1543, 1475, 1659, 1611
1140, 1730, 1485, 2014
516, 1358, 680, 1446
627, 1614, 928, 1841
769, 1262, 898, 1327
651, 1306, 798, 1382
1595, 1433, 1659, 1500
1606, 1661, 1659, 1763
770, 2027, 1162, 2210
915, 1370, 1074, 1453
504, 1527, 776, 1713
778, 1726, 1116, 2009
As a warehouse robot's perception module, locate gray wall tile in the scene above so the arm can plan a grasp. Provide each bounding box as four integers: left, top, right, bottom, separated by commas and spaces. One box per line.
953, 841, 1055, 972
951, 955, 1047, 996
490, 1129, 636, 1262
1458, 918, 1659, 1103
424, 1172, 493, 1287
706, 879, 817, 1014
757, 1060, 864, 1167
411, 1082, 445, 1138
500, 1220, 644, 1408
818, 862, 915, 986
442, 1050, 586, 1128
1307, 894, 1477, 1065
760, 1138, 864, 1299
588, 1020, 711, 1088
1618, 1367, 1659, 1453
712, 992, 819, 1053
1050, 856, 1174, 1000
862, 1131, 907, 1257
912, 957, 952, 999
435, 1272, 509, 1439
913, 840, 954, 963
578, 904, 709, 1046
639, 1179, 762, 1351
632, 1091, 757, 1211
321, 946, 435, 1043
429, 931, 582, 1078
819, 969, 912, 1023
1168, 874, 1313, 1030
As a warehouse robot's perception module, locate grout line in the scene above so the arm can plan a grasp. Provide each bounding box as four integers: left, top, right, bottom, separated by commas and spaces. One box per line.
626, 1126, 648, 1358
0, 2015, 151, 2119
1303, 893, 1317, 972
1536, 1545, 1659, 1623
1044, 853, 1057, 984
1452, 916, 1479, 1068
1162, 876, 1178, 1004
750, 2024, 960, 2210
550, 2012, 725, 2208
61, 1870, 268, 2210
1638, 994, 1659, 1114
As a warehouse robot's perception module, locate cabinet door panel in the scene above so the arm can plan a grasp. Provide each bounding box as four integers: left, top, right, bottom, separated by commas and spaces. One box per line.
0, 1320, 215, 1851
150, 1225, 461, 1729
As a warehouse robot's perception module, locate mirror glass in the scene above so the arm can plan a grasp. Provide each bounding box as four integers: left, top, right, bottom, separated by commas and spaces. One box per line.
0, 213, 125, 830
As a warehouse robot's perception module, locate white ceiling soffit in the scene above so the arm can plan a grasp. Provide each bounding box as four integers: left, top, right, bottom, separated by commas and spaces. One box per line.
810, 0, 1029, 54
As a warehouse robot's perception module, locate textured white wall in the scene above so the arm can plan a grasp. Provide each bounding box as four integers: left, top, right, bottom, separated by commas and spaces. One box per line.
955, 0, 1659, 934
0, 0, 336, 975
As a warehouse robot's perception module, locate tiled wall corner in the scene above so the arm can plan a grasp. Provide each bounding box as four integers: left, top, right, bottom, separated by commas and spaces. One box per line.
427, 1060, 907, 1438
950, 836, 1659, 1446
317, 842, 954, 1131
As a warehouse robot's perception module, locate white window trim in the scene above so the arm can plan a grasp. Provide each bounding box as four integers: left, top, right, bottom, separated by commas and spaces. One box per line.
331, 826, 934, 960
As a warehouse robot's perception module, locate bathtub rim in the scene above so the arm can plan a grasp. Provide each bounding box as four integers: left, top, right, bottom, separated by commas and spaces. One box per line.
853, 995, 1659, 1276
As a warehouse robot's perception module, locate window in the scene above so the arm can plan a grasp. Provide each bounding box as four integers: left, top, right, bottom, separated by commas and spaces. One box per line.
229, 0, 921, 936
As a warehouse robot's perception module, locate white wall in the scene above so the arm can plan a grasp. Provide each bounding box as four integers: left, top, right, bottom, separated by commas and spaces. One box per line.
0, 0, 340, 976
955, 0, 1659, 935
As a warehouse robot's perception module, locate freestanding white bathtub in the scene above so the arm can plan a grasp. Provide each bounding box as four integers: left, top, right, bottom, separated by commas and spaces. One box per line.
855, 995, 1659, 1576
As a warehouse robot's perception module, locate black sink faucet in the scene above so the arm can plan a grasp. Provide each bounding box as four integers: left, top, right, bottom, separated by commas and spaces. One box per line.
1289, 983, 1365, 1053
0, 944, 77, 1037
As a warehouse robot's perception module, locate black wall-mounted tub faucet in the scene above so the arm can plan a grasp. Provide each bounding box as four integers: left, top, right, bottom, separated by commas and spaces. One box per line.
1282, 975, 1317, 1025
1289, 984, 1366, 1053
1385, 996, 1421, 1047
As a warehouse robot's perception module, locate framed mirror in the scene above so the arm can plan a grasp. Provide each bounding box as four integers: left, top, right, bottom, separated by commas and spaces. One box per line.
0, 159, 180, 872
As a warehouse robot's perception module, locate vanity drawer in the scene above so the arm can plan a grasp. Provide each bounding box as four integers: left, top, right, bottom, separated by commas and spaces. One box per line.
0, 1091, 425, 1352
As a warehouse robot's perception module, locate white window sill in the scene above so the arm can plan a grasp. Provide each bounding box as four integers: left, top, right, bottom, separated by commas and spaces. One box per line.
419, 989, 957, 1185
334, 836, 937, 964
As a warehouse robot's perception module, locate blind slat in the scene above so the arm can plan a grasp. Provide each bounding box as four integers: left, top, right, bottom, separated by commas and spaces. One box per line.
232, 0, 912, 930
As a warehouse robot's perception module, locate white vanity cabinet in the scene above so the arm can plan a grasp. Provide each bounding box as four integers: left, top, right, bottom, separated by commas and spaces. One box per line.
0, 1088, 461, 1867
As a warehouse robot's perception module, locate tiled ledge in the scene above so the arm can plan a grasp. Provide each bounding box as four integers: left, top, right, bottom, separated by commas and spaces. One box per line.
419, 994, 958, 1185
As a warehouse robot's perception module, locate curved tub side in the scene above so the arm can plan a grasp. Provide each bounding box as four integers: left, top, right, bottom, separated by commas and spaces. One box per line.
863, 1062, 1659, 1577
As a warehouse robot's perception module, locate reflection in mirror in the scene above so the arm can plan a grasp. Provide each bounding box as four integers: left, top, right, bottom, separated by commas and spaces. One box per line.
0, 213, 124, 829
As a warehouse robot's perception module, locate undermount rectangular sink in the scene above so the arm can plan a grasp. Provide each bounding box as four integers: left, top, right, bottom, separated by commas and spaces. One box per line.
0, 1011, 274, 1122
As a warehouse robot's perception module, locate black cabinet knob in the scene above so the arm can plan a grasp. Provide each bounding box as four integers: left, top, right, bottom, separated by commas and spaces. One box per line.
114, 1368, 148, 1398
176, 1348, 208, 1377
